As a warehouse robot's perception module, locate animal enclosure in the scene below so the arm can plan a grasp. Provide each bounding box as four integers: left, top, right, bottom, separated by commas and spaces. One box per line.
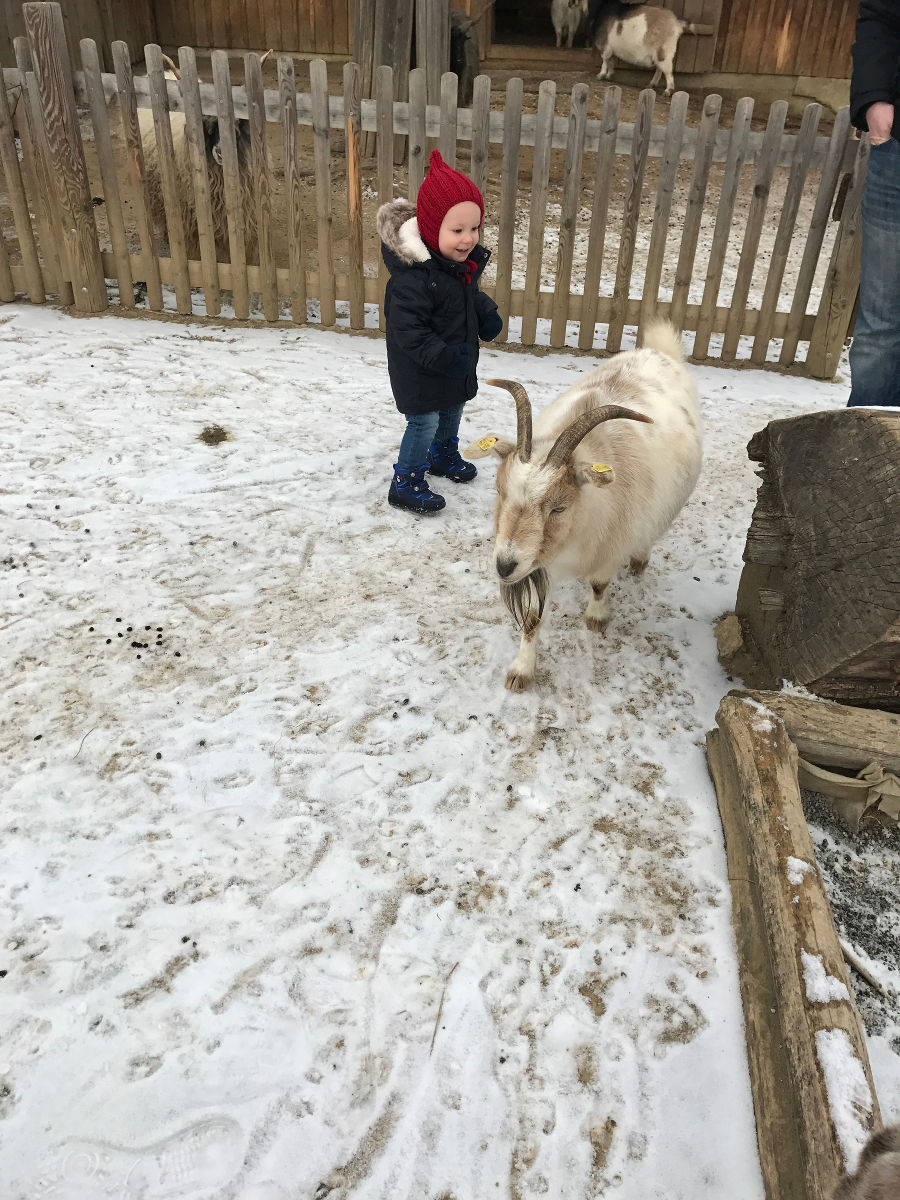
0, 2, 869, 377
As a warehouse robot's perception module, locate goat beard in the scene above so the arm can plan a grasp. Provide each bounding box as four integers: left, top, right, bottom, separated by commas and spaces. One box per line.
500, 568, 549, 636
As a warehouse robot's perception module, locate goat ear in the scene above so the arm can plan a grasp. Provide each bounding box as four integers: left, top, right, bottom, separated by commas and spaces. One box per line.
463, 434, 516, 460
574, 461, 616, 488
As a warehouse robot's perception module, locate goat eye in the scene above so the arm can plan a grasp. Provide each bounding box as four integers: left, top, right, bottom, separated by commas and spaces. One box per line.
549, 505, 567, 516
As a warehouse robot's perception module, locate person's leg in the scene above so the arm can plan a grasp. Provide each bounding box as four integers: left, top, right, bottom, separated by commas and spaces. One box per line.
390, 411, 446, 512
396, 411, 440, 469
848, 139, 900, 408
427, 404, 477, 482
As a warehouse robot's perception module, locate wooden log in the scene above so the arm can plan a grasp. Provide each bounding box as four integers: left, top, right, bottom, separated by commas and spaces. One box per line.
607, 88, 654, 353
246, 51, 278, 322
751, 102, 821, 365
734, 409, 900, 709
669, 92, 720, 337
578, 85, 620, 351
309, 57, 335, 326
743, 690, 900, 775
145, 43, 191, 315
178, 45, 221, 317
12, 37, 64, 298
521, 79, 555, 347
707, 693, 880, 1200
111, 40, 162, 311
639, 90, 688, 345
23, 1, 106, 312
549, 82, 588, 349
212, 49, 250, 320
693, 95, 754, 360
343, 60, 365, 330
278, 54, 306, 325
493, 74, 522, 344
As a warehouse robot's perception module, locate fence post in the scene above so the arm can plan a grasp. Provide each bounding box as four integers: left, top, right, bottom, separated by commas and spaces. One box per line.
22, 2, 107, 313
806, 139, 868, 381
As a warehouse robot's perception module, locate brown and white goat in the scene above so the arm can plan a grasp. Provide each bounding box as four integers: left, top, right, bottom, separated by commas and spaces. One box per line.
551, 0, 588, 49
137, 58, 257, 261
590, 1, 699, 95
466, 322, 702, 692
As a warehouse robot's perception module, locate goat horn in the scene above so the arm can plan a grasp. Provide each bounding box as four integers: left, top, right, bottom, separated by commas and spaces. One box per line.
160, 53, 181, 80
487, 378, 532, 462
544, 404, 653, 469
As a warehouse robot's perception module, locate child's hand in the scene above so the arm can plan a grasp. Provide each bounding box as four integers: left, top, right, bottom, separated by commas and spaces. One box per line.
445, 343, 471, 379
479, 310, 503, 341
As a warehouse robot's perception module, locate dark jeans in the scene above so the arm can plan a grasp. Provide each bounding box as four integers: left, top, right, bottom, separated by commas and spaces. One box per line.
396, 404, 465, 469
848, 137, 900, 408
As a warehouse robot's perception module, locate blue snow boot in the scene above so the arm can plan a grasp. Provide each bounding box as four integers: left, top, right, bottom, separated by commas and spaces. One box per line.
388, 463, 446, 513
426, 437, 477, 482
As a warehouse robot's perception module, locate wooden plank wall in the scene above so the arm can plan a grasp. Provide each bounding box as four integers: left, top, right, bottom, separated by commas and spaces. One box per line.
154, 1, 355, 55
0, 0, 155, 68
714, 0, 858, 77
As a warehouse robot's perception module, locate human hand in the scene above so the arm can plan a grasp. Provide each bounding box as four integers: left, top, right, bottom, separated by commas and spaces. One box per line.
867, 101, 894, 145
445, 343, 471, 379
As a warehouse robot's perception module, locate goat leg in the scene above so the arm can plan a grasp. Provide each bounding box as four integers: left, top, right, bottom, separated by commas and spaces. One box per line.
506, 618, 544, 692
584, 578, 613, 634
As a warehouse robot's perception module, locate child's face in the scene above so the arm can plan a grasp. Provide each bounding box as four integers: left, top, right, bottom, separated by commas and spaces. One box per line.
438, 201, 482, 262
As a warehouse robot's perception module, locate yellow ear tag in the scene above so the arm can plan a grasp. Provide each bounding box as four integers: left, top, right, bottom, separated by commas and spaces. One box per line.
591, 463, 612, 474
477, 436, 498, 452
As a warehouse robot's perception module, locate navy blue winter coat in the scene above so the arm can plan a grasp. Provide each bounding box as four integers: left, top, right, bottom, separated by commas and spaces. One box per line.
377, 199, 502, 416
851, 0, 900, 140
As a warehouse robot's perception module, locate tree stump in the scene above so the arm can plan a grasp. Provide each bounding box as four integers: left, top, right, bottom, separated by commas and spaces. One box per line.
724, 409, 900, 710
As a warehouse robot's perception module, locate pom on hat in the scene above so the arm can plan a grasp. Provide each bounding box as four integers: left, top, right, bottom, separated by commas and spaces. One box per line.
415, 149, 485, 253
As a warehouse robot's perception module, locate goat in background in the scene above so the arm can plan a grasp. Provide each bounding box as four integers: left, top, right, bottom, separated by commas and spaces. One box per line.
588, 1, 700, 95
466, 322, 702, 691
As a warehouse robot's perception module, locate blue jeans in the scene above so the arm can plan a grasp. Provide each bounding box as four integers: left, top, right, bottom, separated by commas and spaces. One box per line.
848, 138, 900, 408
396, 404, 465, 469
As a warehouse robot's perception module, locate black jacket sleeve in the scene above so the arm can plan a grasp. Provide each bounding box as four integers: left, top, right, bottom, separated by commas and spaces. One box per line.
850, 0, 900, 133
387, 273, 457, 374
473, 288, 503, 341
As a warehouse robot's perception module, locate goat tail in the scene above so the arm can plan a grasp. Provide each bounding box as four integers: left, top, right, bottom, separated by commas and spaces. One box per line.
641, 320, 685, 363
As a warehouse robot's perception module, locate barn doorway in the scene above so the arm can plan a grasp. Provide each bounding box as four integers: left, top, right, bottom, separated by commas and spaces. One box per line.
493, 0, 590, 47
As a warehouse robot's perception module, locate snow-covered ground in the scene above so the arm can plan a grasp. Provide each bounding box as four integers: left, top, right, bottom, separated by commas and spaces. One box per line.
0, 304, 893, 1200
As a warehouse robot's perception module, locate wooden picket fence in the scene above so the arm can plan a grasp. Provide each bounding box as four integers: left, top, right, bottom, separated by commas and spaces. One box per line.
0, 2, 870, 378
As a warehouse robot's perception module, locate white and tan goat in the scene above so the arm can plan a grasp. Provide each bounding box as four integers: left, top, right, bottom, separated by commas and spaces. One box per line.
466, 322, 702, 691
137, 57, 257, 261
590, 1, 699, 95
551, 0, 588, 49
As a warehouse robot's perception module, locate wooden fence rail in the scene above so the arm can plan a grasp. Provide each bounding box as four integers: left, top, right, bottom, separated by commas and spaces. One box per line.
0, 5, 867, 378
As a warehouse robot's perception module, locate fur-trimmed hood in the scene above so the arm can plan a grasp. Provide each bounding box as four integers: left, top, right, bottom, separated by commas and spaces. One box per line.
377, 199, 432, 266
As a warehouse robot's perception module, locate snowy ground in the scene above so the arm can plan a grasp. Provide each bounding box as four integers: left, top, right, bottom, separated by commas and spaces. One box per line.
1, 304, 894, 1200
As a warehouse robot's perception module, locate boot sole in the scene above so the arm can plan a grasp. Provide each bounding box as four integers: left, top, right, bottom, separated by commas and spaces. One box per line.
388, 496, 445, 513
426, 469, 477, 483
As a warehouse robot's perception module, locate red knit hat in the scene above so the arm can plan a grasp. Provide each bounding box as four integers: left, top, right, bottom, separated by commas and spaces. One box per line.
415, 150, 485, 253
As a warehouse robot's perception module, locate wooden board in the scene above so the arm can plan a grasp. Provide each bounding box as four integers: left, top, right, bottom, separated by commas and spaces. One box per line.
707, 692, 881, 1200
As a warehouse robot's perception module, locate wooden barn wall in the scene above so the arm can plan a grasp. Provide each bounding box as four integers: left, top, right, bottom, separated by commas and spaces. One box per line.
152, 0, 355, 55
713, 0, 858, 77
0, 0, 155, 67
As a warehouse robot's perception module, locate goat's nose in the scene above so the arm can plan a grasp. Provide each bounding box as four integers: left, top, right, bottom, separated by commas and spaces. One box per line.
496, 556, 518, 579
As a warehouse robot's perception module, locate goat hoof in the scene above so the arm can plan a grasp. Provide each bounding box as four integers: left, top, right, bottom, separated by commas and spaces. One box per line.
585, 614, 610, 634
629, 558, 649, 577
505, 669, 534, 692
